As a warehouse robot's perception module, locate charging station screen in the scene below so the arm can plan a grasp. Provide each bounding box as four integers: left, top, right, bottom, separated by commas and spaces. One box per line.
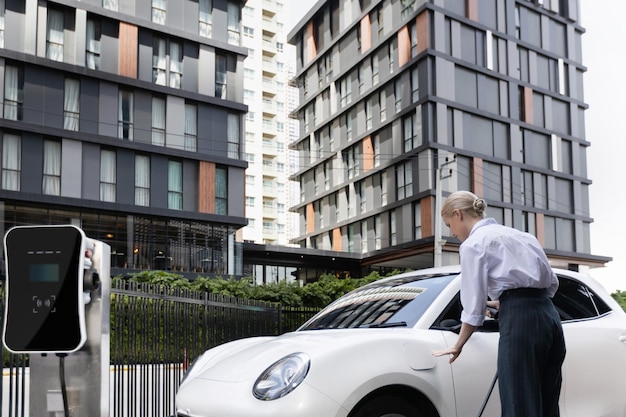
3, 226, 84, 353
30, 263, 60, 283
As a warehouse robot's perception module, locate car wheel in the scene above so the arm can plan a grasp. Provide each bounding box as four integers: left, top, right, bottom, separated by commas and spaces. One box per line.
351, 394, 420, 417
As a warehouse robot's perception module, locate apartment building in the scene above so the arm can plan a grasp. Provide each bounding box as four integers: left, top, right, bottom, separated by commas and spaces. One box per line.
240, 0, 298, 247
287, 0, 609, 272
0, 0, 249, 276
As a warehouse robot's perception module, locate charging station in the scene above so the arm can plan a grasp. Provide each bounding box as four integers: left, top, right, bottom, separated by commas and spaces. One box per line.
2, 225, 110, 417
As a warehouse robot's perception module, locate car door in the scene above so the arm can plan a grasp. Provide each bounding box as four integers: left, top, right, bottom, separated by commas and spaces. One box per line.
554, 275, 626, 417
432, 293, 501, 417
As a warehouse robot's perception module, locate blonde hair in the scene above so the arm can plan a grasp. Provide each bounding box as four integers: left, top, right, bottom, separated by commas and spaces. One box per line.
441, 191, 487, 219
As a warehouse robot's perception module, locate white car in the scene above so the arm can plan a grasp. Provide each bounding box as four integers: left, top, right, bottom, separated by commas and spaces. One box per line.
175, 266, 626, 417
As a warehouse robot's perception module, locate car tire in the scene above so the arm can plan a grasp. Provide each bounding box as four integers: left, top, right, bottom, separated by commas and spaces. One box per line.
350, 394, 421, 417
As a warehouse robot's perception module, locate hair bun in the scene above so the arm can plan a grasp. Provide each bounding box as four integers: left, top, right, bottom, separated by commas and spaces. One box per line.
473, 198, 486, 214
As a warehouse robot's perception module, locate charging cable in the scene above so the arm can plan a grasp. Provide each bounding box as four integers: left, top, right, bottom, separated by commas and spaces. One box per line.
56, 353, 70, 417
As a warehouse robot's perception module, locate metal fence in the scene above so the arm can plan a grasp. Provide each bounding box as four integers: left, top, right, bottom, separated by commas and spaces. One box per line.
2, 281, 320, 417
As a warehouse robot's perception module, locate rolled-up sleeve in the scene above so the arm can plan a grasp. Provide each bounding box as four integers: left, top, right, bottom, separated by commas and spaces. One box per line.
459, 242, 489, 327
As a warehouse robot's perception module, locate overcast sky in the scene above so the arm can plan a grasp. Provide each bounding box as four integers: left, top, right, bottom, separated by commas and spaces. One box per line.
286, 0, 626, 294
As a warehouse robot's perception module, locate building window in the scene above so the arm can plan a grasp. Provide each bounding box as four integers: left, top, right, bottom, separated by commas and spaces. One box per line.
396, 160, 412, 200
411, 67, 419, 103
360, 220, 368, 254
373, 134, 380, 167
4, 65, 23, 121
380, 171, 387, 205
395, 80, 402, 113
346, 112, 353, 141
380, 89, 387, 122
100, 150, 116, 202
366, 98, 373, 130
401, 0, 416, 19
103, 0, 117, 11
42, 140, 61, 196
216, 54, 227, 99
152, 0, 166, 24
340, 76, 351, 107
372, 54, 379, 85
185, 103, 197, 152
389, 210, 397, 245
86, 19, 101, 70
152, 97, 166, 146
0, 0, 5, 48
153, 38, 182, 88
227, 1, 240, 45
243, 26, 254, 37
118, 90, 134, 140
199, 0, 213, 37
227, 113, 240, 159
64, 78, 80, 131
135, 155, 150, 206
168, 160, 182, 210
215, 166, 228, 215
2, 133, 20, 191
358, 181, 366, 214
47, 8, 64, 62
375, 215, 382, 250
403, 114, 416, 152
414, 201, 422, 239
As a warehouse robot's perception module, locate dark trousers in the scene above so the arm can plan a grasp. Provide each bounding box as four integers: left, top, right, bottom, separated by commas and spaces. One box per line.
497, 289, 566, 417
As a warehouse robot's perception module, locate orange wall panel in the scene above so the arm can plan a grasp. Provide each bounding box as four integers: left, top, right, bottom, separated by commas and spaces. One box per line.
421, 196, 434, 237
333, 228, 342, 251
360, 15, 372, 53
119, 22, 138, 79
417, 12, 429, 54
536, 213, 546, 247
306, 22, 317, 64
306, 203, 315, 233
362, 136, 374, 172
198, 161, 216, 214
472, 157, 484, 197
466, 0, 479, 21
398, 26, 410, 67
523, 86, 534, 124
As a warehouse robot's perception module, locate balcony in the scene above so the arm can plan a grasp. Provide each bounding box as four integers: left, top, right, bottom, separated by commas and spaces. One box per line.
262, 58, 277, 77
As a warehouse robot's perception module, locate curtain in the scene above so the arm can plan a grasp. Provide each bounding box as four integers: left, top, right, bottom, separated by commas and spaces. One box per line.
4, 66, 18, 120
152, 97, 166, 146
46, 9, 64, 62
135, 155, 150, 206
215, 55, 227, 99
215, 167, 227, 215
153, 38, 167, 85
103, 0, 118, 11
168, 161, 182, 210
64, 78, 80, 131
43, 141, 61, 195
227, 113, 239, 158
199, 0, 212, 37
169, 41, 182, 88
100, 150, 116, 202
86, 19, 100, 69
2, 133, 20, 191
118, 91, 133, 139
152, 0, 166, 25
184, 104, 197, 151
227, 2, 240, 44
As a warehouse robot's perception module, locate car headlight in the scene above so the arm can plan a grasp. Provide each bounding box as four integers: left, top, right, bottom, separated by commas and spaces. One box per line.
252, 352, 310, 401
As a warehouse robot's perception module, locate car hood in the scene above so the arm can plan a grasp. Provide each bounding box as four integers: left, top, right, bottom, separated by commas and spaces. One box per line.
185, 328, 441, 384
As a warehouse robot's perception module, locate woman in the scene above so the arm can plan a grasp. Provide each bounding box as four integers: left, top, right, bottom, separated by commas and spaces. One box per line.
432, 191, 566, 417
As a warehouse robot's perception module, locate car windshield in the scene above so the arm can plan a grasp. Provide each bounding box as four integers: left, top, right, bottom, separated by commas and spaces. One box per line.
299, 273, 457, 330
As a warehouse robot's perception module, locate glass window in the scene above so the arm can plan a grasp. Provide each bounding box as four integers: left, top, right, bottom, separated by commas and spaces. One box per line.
86, 18, 101, 70
64, 78, 80, 131
199, 0, 212, 37
185, 103, 197, 152
153, 38, 182, 88
100, 149, 116, 202
227, 113, 239, 159
396, 160, 412, 200
103, 0, 118, 11
2, 133, 20, 191
215, 166, 228, 215
0, 0, 5, 48
4, 65, 23, 121
227, 1, 240, 45
414, 201, 422, 239
152, 0, 166, 25
135, 155, 150, 206
168, 160, 182, 210
152, 97, 166, 146
118, 90, 134, 140
47, 9, 64, 62
553, 276, 612, 321
216, 54, 227, 99
43, 140, 61, 195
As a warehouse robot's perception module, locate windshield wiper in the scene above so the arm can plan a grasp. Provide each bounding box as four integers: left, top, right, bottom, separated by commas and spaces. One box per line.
365, 321, 407, 328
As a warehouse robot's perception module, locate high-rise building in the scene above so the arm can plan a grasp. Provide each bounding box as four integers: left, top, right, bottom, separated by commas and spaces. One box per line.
287, 0, 608, 272
0, 0, 249, 276
240, 0, 299, 248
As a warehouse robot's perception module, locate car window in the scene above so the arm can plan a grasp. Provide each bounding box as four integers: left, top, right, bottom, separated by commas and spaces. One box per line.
552, 275, 611, 321
299, 274, 456, 330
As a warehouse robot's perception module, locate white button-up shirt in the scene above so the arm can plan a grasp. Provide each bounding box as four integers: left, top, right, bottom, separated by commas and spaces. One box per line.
459, 218, 559, 326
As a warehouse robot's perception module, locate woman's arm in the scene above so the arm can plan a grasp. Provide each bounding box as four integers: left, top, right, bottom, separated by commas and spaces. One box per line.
432, 322, 477, 363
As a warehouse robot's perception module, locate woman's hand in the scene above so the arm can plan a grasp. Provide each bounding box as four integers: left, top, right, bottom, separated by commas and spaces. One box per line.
432, 346, 462, 363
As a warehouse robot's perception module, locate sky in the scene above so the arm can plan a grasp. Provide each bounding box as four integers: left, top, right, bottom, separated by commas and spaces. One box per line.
286, 0, 626, 294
